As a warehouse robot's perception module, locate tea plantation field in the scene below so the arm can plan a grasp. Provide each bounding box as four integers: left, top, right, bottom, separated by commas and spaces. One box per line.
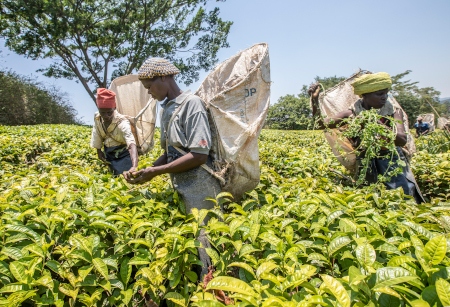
0, 125, 449, 307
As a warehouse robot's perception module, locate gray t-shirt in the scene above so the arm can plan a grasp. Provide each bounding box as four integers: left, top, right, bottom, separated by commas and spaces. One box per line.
160, 90, 212, 155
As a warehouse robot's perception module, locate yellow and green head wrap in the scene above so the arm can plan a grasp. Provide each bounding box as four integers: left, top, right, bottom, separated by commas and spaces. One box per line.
137, 57, 180, 79
351, 72, 392, 96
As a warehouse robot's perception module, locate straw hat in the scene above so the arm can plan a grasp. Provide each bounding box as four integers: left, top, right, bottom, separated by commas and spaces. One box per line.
138, 57, 180, 79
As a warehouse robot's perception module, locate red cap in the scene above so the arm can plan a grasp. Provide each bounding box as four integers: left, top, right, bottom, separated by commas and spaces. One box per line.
96, 88, 116, 108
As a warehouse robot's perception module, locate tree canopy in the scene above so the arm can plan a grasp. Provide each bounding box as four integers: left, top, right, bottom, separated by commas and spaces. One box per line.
0, 0, 232, 103
391, 70, 448, 123
0, 70, 81, 125
266, 76, 344, 130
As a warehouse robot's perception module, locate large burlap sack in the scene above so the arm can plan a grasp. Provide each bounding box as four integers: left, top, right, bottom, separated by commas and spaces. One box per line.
418, 113, 435, 132
109, 75, 157, 155
316, 70, 416, 175
437, 117, 449, 130
196, 42, 271, 200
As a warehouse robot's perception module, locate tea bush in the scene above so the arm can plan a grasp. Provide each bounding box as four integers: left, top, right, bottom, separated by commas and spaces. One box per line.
0, 125, 449, 306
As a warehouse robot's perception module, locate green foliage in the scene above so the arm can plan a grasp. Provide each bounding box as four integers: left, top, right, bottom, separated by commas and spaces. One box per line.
391, 70, 446, 126
0, 0, 232, 102
415, 130, 450, 154
266, 76, 345, 130
266, 94, 311, 130
0, 70, 80, 125
340, 109, 403, 186
0, 125, 449, 306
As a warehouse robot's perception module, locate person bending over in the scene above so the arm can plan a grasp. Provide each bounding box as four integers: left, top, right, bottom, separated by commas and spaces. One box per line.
414, 116, 430, 137
90, 88, 138, 175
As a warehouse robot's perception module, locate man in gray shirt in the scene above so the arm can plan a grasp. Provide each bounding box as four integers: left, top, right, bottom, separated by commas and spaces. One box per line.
124, 57, 221, 280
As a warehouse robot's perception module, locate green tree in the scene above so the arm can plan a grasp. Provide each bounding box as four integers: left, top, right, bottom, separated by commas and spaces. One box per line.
391, 70, 442, 126
266, 76, 345, 130
0, 70, 81, 125
266, 94, 311, 130
0, 0, 232, 103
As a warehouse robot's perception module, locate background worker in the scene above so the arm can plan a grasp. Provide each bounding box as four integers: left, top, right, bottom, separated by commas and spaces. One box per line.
310, 72, 424, 203
124, 57, 221, 279
414, 116, 430, 137
90, 88, 138, 175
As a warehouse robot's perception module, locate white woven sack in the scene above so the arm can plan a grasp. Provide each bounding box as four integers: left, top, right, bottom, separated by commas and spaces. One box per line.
437, 117, 449, 130
317, 70, 416, 175
418, 113, 435, 132
196, 43, 271, 200
109, 75, 157, 155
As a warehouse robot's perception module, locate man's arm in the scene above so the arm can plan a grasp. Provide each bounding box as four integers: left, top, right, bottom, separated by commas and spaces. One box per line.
124, 152, 207, 184
309, 83, 352, 129
127, 143, 139, 172
152, 152, 168, 167
392, 109, 407, 146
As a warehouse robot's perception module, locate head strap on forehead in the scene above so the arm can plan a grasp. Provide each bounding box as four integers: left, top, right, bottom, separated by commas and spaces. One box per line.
351, 72, 392, 96
138, 57, 181, 79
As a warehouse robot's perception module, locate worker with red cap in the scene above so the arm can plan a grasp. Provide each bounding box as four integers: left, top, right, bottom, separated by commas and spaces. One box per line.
90, 88, 138, 175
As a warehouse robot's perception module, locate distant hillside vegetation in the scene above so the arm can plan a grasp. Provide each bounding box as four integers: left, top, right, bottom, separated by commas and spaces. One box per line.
0, 70, 81, 125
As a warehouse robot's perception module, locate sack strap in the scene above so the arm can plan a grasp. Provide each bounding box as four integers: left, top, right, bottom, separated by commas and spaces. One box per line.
96, 117, 124, 145
172, 145, 226, 185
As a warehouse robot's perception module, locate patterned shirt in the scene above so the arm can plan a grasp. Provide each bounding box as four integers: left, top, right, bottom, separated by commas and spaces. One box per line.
90, 110, 136, 149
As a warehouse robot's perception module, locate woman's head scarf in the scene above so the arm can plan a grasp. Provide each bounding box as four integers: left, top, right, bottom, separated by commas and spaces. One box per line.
138, 57, 180, 79
351, 72, 392, 96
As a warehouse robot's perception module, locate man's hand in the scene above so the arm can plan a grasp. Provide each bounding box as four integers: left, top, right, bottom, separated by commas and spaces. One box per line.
123, 167, 137, 179
124, 167, 157, 184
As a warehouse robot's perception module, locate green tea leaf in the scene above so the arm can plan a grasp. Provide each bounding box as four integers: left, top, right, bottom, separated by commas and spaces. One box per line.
1, 247, 23, 260
228, 262, 256, 279
206, 276, 256, 297
9, 261, 28, 283
328, 235, 352, 256
164, 292, 186, 307
356, 243, 376, 267
92, 258, 109, 279
256, 261, 278, 279
423, 235, 447, 266
320, 274, 350, 307
436, 279, 450, 306
120, 289, 133, 305
373, 267, 419, 289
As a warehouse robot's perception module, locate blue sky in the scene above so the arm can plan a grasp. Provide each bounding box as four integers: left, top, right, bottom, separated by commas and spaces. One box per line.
1, 0, 449, 125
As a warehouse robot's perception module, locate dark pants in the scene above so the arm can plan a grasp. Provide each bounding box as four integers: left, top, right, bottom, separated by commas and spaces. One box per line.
357, 147, 425, 203
104, 145, 132, 175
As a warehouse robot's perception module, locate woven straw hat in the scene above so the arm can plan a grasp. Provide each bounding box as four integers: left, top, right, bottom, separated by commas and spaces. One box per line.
138, 57, 181, 79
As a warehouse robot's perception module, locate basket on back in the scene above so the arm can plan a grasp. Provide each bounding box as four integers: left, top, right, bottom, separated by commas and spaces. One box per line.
109, 75, 157, 155
316, 70, 416, 175
196, 43, 271, 200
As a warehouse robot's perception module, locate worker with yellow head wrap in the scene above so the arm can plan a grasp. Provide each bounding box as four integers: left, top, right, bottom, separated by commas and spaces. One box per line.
309, 72, 424, 203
